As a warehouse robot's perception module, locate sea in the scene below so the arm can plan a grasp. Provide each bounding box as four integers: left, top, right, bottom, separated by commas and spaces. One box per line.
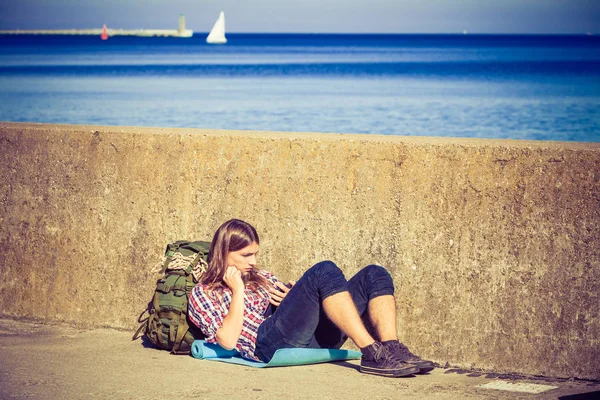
0, 33, 599, 142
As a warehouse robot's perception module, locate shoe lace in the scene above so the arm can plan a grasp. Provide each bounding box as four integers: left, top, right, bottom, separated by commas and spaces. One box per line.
395, 342, 416, 358
374, 342, 408, 364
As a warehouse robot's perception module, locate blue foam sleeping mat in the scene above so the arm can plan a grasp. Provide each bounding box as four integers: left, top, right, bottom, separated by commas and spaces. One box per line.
191, 340, 361, 368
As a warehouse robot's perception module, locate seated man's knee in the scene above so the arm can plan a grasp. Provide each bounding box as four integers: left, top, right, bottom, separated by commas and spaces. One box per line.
306, 261, 348, 298
309, 260, 344, 278
364, 264, 394, 285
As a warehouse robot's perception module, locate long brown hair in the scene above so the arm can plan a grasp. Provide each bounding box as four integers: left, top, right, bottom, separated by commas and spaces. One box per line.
202, 219, 268, 292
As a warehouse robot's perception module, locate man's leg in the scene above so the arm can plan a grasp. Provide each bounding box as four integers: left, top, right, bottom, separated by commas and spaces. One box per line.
367, 294, 398, 341
255, 261, 418, 377
311, 264, 394, 347
322, 291, 374, 348
256, 260, 373, 360
349, 265, 435, 373
334, 264, 435, 373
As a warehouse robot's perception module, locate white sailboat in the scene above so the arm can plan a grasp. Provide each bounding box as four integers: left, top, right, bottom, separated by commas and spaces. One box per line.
206, 11, 227, 44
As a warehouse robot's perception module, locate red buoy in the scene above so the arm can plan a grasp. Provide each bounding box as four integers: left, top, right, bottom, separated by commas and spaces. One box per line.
101, 24, 108, 40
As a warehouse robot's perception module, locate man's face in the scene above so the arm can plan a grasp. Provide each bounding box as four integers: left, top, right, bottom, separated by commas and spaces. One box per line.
226, 242, 259, 275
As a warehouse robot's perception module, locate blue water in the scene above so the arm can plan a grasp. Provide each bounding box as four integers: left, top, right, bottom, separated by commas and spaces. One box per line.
1, 34, 599, 141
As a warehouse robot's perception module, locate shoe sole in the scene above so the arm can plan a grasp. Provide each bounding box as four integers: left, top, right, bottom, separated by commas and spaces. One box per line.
417, 366, 435, 374
360, 365, 420, 377
411, 362, 435, 374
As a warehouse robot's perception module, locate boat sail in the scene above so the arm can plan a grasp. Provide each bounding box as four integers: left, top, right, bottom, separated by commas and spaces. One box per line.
206, 11, 227, 44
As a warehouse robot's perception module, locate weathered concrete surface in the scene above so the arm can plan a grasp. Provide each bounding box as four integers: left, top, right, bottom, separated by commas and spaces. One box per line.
0, 122, 599, 380
1, 318, 598, 400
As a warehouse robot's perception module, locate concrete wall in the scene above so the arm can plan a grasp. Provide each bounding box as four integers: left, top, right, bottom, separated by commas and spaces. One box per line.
1, 122, 599, 380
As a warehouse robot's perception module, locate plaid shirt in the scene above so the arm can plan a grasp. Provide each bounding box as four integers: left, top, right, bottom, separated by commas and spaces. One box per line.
188, 269, 281, 361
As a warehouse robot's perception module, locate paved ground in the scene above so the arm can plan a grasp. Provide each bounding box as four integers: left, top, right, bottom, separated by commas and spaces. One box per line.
0, 318, 598, 400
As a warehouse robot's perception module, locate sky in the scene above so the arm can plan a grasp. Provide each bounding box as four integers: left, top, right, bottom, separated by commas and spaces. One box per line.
1, 0, 599, 34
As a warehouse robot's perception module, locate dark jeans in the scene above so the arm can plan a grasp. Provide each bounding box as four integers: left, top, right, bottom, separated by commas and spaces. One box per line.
255, 261, 395, 362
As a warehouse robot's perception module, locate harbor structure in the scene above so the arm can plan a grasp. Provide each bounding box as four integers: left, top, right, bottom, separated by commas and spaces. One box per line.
178, 14, 186, 35
0, 15, 194, 38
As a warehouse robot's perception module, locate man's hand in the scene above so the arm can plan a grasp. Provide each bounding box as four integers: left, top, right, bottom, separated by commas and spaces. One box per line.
269, 280, 296, 306
223, 266, 245, 293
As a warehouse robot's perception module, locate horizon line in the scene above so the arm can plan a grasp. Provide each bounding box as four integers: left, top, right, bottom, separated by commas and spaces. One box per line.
0, 30, 595, 36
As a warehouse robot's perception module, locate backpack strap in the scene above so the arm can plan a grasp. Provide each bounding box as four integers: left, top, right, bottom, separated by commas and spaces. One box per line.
132, 319, 147, 341
188, 251, 205, 270
172, 273, 196, 354
171, 312, 191, 354
132, 308, 150, 341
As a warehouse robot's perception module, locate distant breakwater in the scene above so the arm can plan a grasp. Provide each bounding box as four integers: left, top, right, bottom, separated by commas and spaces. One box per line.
0, 29, 193, 38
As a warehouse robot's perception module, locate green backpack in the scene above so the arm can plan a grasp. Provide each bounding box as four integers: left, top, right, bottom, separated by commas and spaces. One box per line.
133, 240, 211, 354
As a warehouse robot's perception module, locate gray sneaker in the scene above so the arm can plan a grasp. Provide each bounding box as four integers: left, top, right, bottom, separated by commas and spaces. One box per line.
382, 340, 435, 374
360, 341, 420, 377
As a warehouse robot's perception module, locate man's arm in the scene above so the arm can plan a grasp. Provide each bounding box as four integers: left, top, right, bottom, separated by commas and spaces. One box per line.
215, 266, 245, 350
